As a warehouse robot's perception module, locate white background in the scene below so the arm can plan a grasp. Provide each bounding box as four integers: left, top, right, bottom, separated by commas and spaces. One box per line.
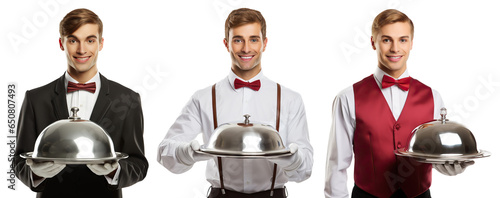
1, 0, 499, 197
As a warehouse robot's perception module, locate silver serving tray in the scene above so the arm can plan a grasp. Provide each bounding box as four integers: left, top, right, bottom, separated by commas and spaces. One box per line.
395, 149, 491, 164
20, 152, 128, 164
196, 146, 292, 159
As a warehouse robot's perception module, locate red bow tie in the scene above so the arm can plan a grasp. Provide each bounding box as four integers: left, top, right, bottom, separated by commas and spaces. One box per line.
67, 81, 96, 93
381, 75, 411, 91
234, 78, 261, 91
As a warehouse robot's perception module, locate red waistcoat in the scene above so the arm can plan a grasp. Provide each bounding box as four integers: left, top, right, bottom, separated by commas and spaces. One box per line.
353, 75, 434, 198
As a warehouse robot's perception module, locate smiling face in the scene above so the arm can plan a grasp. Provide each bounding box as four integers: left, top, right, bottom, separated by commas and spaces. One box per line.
59, 23, 103, 82
371, 22, 413, 78
224, 22, 267, 80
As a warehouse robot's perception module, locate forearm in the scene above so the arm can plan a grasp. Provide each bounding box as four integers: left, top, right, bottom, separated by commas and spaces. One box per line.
324, 159, 349, 198
157, 139, 194, 174
283, 146, 313, 182
114, 155, 148, 188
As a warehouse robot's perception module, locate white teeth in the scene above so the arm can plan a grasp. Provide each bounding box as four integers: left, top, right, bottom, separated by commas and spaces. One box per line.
240, 56, 252, 60
76, 57, 89, 60
388, 56, 401, 59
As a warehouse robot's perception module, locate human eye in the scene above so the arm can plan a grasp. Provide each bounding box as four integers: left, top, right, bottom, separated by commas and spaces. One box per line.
400, 38, 407, 43
233, 39, 242, 43
69, 39, 77, 44
382, 38, 391, 43
88, 39, 95, 44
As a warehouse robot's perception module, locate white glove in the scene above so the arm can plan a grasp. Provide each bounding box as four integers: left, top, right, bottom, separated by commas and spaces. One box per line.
175, 140, 212, 166
26, 159, 66, 178
268, 143, 303, 172
87, 162, 119, 176
433, 161, 475, 176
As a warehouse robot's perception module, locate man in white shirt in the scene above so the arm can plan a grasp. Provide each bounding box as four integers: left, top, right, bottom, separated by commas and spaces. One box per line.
157, 8, 313, 198
324, 9, 472, 198
14, 8, 148, 198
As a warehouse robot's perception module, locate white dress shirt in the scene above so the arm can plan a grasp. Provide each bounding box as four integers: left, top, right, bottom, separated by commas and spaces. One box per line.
324, 68, 444, 198
158, 70, 313, 193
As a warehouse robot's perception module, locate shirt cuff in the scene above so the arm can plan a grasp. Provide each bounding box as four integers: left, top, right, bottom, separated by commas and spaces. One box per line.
30, 172, 45, 187
104, 164, 121, 185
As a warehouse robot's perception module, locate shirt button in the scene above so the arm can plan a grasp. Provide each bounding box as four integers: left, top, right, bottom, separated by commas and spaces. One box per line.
397, 142, 402, 149
395, 124, 400, 130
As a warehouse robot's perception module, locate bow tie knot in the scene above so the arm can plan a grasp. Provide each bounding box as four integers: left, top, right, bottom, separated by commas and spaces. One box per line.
67, 81, 96, 93
234, 79, 261, 91
381, 75, 411, 91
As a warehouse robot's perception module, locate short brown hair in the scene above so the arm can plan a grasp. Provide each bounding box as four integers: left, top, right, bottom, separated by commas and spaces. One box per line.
59, 8, 103, 40
372, 9, 414, 38
225, 8, 266, 41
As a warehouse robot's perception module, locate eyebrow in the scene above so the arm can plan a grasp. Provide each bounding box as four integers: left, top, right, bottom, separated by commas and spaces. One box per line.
381, 35, 410, 39
232, 35, 261, 39
66, 35, 98, 40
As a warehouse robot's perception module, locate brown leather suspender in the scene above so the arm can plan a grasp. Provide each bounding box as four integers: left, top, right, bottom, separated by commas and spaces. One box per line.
212, 83, 281, 196
275, 83, 281, 131
270, 83, 281, 196
212, 84, 218, 130
212, 84, 225, 194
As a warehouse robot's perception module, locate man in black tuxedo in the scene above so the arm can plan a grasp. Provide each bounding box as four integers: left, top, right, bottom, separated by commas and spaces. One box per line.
14, 8, 148, 198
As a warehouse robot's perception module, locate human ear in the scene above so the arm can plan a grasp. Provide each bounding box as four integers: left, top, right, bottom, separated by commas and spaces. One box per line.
262, 37, 268, 52
223, 38, 230, 52
371, 36, 376, 50
59, 38, 64, 51
99, 37, 104, 51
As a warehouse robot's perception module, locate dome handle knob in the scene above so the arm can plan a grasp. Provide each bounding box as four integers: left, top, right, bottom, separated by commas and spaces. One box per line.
440, 107, 447, 124
69, 107, 81, 120
243, 114, 251, 125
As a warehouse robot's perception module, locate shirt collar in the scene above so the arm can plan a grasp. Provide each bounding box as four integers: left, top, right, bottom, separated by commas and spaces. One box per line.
228, 70, 264, 91
373, 67, 410, 88
64, 71, 101, 90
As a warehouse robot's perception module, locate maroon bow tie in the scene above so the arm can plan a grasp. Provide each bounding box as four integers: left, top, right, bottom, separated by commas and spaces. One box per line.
67, 81, 96, 93
234, 78, 261, 91
381, 75, 411, 91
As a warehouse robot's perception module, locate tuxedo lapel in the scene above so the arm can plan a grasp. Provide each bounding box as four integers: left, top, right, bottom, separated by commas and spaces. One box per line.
90, 74, 111, 123
52, 74, 70, 119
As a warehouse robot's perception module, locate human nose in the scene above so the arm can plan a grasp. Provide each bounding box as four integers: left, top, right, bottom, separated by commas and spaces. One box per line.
390, 42, 399, 53
76, 43, 86, 55
241, 41, 250, 53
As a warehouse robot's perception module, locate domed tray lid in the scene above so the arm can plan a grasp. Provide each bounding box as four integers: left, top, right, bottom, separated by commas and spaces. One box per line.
199, 114, 291, 158
20, 107, 129, 164
395, 108, 491, 164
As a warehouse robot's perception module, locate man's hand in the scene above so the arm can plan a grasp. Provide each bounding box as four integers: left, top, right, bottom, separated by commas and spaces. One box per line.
175, 140, 212, 166
267, 143, 303, 172
433, 161, 475, 176
87, 162, 119, 176
26, 159, 66, 178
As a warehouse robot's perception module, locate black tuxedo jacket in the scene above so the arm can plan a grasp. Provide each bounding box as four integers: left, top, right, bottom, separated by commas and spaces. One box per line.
14, 74, 148, 198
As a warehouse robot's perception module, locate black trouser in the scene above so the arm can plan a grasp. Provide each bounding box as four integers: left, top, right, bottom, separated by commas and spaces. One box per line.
352, 185, 431, 198
208, 187, 287, 198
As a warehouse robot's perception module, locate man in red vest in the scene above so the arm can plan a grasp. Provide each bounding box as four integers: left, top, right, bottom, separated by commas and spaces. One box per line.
324, 9, 473, 198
